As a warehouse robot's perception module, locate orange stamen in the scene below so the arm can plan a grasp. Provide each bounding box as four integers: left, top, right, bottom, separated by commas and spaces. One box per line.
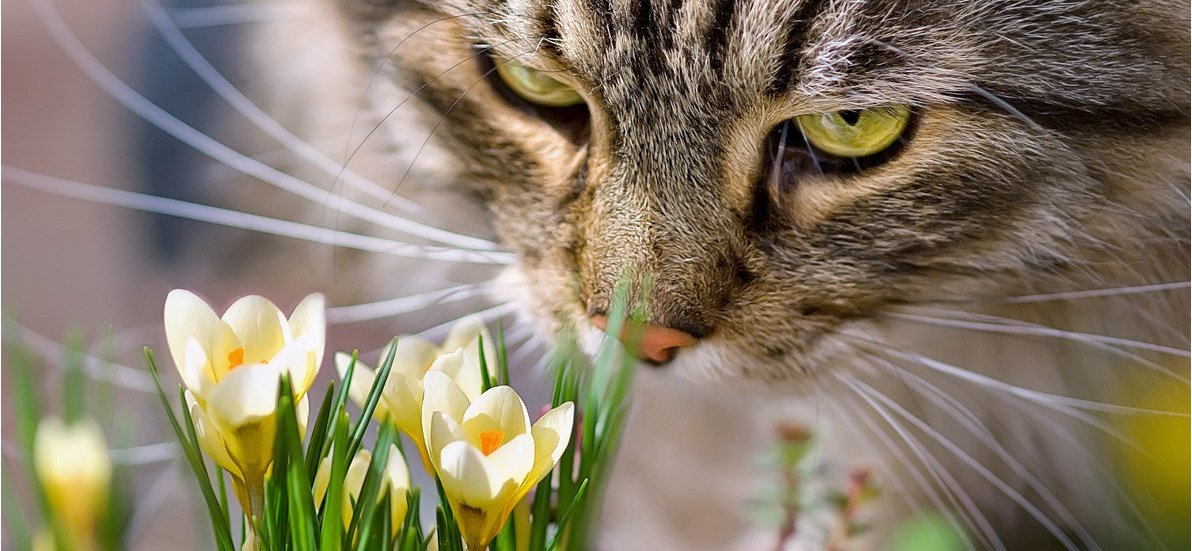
479, 430, 504, 456
227, 348, 245, 371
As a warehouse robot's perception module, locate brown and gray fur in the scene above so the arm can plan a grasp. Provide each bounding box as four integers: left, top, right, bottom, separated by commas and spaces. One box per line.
235, 0, 1191, 548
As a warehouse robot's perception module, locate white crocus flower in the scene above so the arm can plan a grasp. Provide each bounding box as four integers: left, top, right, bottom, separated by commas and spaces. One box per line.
421, 371, 574, 550
313, 444, 411, 536
335, 315, 496, 472
163, 289, 325, 516
34, 416, 111, 551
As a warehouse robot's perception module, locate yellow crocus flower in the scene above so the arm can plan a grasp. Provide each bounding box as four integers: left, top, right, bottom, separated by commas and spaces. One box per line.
164, 289, 325, 516
313, 444, 411, 536
335, 315, 496, 472
421, 371, 574, 550
34, 416, 111, 551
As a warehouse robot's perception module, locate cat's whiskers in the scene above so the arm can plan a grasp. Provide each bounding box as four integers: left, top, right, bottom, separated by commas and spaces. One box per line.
986, 281, 1190, 304
139, 0, 425, 214
325, 282, 494, 324
338, 35, 518, 210
861, 37, 1044, 132
817, 396, 942, 549
167, 3, 309, 29
342, 11, 495, 165
836, 373, 1085, 551
2, 167, 510, 264
31, 0, 505, 253
832, 380, 1004, 551
881, 307, 1190, 382
386, 40, 551, 201
852, 350, 1098, 549
6, 321, 156, 393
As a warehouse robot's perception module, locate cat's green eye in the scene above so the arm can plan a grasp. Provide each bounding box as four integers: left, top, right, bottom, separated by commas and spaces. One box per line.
795, 105, 912, 158
495, 60, 584, 107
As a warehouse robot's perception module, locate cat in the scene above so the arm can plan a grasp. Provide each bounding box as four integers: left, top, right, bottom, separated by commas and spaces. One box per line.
238, 1, 1189, 548
16, 0, 1189, 548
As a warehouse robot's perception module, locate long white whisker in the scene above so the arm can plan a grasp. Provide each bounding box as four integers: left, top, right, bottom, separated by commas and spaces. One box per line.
4, 321, 156, 393
819, 398, 952, 550
839, 375, 1085, 551
141, 0, 429, 217
384, 42, 548, 204
168, 4, 308, 29
31, 0, 504, 252
338, 36, 519, 207
857, 351, 1099, 549
326, 282, 493, 324
835, 382, 1001, 550
416, 302, 517, 343
995, 281, 1190, 304
884, 309, 1190, 381
3, 167, 512, 264
841, 330, 1185, 419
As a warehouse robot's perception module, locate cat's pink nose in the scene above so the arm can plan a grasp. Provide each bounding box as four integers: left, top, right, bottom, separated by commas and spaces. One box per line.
590, 316, 698, 364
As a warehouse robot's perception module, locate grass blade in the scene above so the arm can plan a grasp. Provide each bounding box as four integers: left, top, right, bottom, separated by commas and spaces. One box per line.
144, 348, 236, 551
349, 339, 398, 459
318, 410, 351, 551
306, 381, 337, 480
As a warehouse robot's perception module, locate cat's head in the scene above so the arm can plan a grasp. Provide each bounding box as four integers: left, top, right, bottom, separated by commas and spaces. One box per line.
339, 0, 1189, 384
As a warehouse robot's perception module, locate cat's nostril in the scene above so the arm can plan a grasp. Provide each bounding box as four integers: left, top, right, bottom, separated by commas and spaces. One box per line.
590, 315, 699, 364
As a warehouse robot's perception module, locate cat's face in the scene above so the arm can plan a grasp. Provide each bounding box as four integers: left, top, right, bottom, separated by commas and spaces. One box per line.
344, 0, 1188, 384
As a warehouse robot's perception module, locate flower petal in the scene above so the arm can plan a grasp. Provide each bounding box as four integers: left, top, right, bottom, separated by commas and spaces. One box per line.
519, 402, 575, 499
187, 391, 241, 478
286, 293, 325, 392
481, 432, 534, 495
440, 315, 492, 356
387, 336, 439, 379
384, 443, 411, 529
164, 290, 239, 390
183, 337, 215, 399
206, 363, 283, 427
421, 370, 471, 441
220, 295, 288, 368
461, 386, 530, 448
438, 441, 501, 505
429, 349, 485, 402
335, 353, 385, 417
427, 411, 465, 472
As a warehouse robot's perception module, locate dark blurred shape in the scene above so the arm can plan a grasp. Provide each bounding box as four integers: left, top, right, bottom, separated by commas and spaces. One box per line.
132, 0, 242, 262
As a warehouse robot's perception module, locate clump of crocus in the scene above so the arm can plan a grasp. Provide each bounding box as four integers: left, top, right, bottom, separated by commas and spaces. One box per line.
163, 290, 325, 517
33, 416, 111, 551
421, 371, 574, 550
335, 316, 496, 473
313, 444, 411, 537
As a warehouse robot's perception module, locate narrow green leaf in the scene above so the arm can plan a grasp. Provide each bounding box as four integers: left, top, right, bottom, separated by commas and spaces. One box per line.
350, 339, 399, 459
350, 424, 397, 549
277, 375, 318, 551
496, 320, 510, 386
323, 351, 358, 462
528, 469, 554, 551
306, 381, 337, 480
478, 335, 494, 391
546, 479, 588, 551
144, 348, 236, 551
215, 466, 229, 522
319, 410, 350, 551
398, 488, 424, 551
